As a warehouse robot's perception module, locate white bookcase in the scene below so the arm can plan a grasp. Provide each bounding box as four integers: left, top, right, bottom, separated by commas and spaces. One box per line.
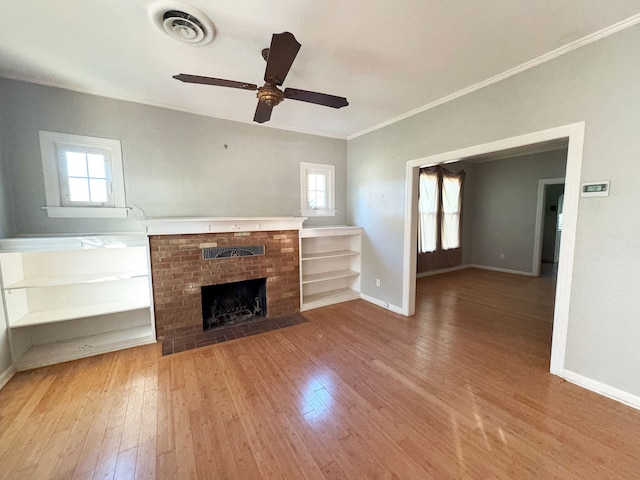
300, 226, 362, 311
0, 235, 156, 371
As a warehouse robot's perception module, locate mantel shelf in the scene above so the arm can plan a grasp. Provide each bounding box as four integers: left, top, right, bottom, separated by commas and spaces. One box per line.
140, 216, 307, 235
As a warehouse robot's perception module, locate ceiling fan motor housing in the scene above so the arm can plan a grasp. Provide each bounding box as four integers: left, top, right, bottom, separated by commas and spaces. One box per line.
257, 84, 285, 107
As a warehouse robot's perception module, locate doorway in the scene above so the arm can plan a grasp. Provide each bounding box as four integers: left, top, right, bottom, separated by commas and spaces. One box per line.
402, 122, 585, 377
533, 178, 566, 277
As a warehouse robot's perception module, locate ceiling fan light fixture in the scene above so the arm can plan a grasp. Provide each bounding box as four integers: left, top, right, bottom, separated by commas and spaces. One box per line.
148, 1, 215, 45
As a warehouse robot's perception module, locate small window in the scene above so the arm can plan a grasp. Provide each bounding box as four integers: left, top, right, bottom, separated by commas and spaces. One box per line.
300, 162, 336, 217
59, 148, 113, 206
39, 131, 128, 218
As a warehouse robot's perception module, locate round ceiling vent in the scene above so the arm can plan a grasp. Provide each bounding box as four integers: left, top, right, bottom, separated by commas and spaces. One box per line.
148, 1, 215, 45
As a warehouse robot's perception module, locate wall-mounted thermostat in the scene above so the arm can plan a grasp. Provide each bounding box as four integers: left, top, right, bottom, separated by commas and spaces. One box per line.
581, 181, 610, 197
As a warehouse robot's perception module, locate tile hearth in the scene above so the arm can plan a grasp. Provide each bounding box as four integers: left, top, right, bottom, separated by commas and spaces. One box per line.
161, 313, 308, 355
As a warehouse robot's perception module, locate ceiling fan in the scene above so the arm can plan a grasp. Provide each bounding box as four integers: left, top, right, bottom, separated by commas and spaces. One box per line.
173, 32, 349, 124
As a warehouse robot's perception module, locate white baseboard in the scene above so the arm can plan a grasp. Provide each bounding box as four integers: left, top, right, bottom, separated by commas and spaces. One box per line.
417, 263, 534, 278
562, 370, 640, 411
360, 293, 404, 315
417, 264, 469, 278
468, 264, 536, 277
0, 365, 16, 390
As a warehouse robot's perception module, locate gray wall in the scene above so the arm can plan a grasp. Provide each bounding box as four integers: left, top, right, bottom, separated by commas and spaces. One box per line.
469, 150, 567, 272
0, 104, 14, 237
348, 25, 640, 397
0, 79, 347, 235
0, 137, 13, 376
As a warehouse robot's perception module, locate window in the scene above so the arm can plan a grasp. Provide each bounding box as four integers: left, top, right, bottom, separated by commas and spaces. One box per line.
418, 165, 465, 272
39, 131, 128, 218
300, 162, 336, 217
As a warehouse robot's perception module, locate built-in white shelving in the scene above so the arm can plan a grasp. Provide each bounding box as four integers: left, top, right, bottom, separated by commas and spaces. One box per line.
0, 235, 156, 371
300, 226, 362, 311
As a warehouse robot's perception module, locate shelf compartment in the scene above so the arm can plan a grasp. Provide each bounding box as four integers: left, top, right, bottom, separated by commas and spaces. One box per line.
301, 269, 359, 285
13, 325, 155, 371
301, 287, 360, 311
9, 300, 151, 328
301, 250, 359, 261
5, 276, 151, 328
4, 269, 149, 289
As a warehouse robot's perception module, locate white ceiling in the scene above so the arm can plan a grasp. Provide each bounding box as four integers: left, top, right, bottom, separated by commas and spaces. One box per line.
1, 1, 640, 139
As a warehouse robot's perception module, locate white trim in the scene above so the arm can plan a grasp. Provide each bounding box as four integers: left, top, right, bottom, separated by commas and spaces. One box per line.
417, 264, 535, 278
403, 122, 585, 378
0, 73, 346, 140
348, 13, 640, 140
360, 293, 404, 315
300, 225, 362, 238
468, 264, 535, 277
0, 365, 16, 390
39, 130, 127, 217
140, 216, 307, 235
2, 14, 639, 142
416, 264, 468, 278
300, 162, 336, 216
300, 209, 337, 217
42, 206, 130, 218
563, 370, 640, 412
532, 178, 565, 276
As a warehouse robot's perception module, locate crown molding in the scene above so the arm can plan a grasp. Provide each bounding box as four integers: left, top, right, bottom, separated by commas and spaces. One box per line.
348, 12, 640, 140
0, 72, 347, 140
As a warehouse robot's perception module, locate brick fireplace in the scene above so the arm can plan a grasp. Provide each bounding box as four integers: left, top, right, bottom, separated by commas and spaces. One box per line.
144, 217, 306, 353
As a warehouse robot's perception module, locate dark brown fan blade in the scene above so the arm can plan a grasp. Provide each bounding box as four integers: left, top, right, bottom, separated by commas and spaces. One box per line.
264, 32, 301, 86
173, 74, 257, 91
284, 88, 349, 108
254, 101, 273, 123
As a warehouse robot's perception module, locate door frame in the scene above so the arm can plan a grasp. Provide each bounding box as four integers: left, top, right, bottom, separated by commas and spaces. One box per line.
402, 122, 585, 376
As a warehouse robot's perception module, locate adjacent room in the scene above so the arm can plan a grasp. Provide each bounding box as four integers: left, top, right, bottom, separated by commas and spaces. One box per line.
2, 2, 640, 478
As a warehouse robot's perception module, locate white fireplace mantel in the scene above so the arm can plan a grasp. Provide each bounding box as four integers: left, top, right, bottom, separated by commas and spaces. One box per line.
139, 217, 307, 235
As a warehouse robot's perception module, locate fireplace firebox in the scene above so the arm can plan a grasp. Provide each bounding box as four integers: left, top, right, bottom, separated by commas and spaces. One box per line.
201, 278, 267, 330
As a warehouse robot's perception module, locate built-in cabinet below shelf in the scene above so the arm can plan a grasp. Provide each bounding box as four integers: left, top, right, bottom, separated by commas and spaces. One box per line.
0, 235, 156, 371
300, 226, 362, 311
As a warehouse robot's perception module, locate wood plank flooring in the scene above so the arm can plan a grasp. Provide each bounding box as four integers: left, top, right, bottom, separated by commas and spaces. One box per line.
2, 268, 640, 479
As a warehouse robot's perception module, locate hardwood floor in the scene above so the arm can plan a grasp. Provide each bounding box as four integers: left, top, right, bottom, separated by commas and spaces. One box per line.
2, 268, 640, 479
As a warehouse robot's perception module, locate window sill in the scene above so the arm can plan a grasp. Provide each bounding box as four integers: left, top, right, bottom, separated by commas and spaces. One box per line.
301, 209, 337, 217
42, 207, 130, 218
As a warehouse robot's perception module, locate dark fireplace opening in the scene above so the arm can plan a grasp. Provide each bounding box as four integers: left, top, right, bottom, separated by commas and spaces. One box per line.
201, 278, 267, 331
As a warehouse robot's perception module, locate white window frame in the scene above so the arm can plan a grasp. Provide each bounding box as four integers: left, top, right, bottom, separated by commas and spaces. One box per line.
39, 131, 128, 218
300, 162, 336, 217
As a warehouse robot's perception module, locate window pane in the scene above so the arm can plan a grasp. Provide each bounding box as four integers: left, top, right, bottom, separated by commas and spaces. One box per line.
307, 173, 327, 208
87, 154, 106, 178
89, 179, 108, 202
442, 213, 460, 250
418, 172, 438, 252
441, 175, 462, 250
66, 152, 88, 177
442, 176, 461, 213
68, 178, 90, 202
